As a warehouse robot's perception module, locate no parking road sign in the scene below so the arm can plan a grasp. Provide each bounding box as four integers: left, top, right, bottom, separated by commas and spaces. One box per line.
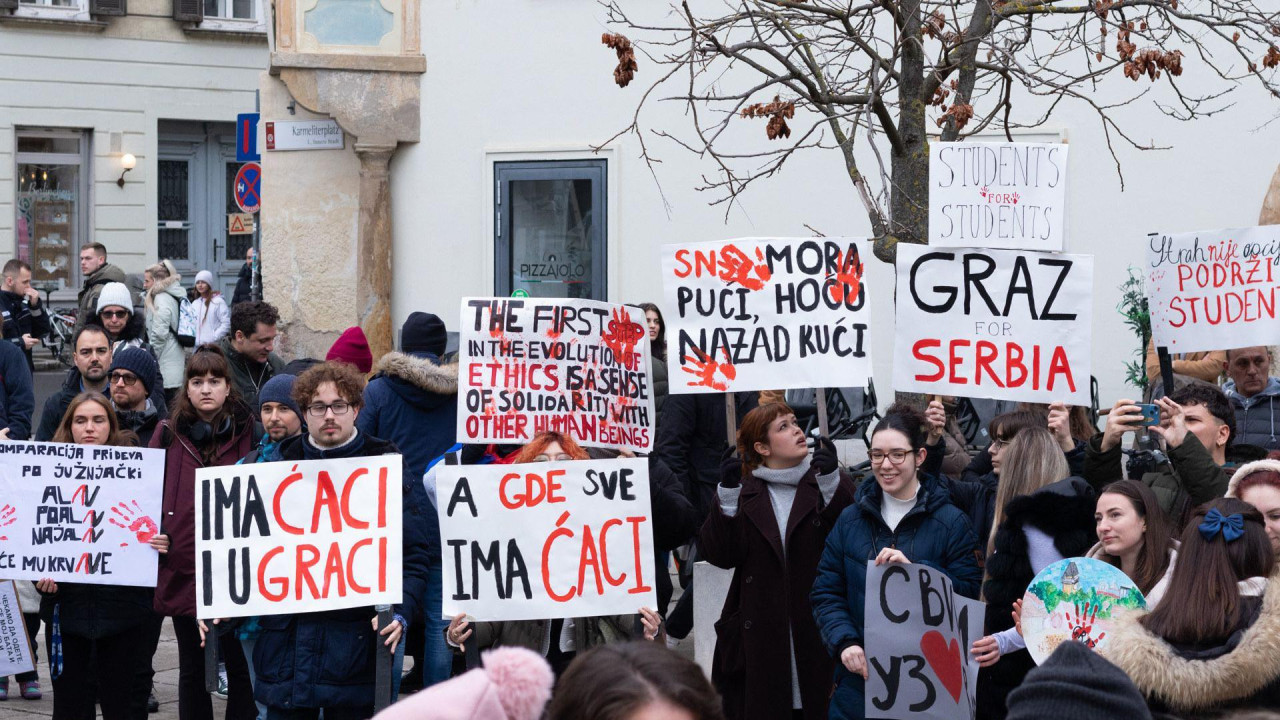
234, 162, 261, 214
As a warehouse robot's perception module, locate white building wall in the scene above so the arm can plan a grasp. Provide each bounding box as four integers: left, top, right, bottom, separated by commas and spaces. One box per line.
0, 4, 267, 295
392, 1, 1280, 406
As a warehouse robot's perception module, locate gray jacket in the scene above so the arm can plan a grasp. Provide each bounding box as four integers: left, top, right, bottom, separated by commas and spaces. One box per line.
1225, 377, 1280, 452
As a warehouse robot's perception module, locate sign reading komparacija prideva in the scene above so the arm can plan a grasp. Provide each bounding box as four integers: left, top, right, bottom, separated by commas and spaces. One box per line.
0, 581, 35, 678
893, 243, 1093, 405
929, 142, 1068, 251
864, 563, 984, 720
0, 441, 164, 586
1144, 226, 1280, 353
456, 298, 655, 453
436, 458, 656, 621
661, 237, 874, 394
195, 456, 403, 619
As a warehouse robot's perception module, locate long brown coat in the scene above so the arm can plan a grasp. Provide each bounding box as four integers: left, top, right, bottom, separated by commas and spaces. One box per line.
699, 467, 856, 720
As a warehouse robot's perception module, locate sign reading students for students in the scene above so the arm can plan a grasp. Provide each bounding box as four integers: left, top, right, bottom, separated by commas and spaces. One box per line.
929, 142, 1068, 251
893, 243, 1093, 405
436, 458, 656, 622
661, 237, 874, 394
0, 441, 164, 586
194, 456, 403, 620
865, 563, 984, 720
0, 581, 34, 678
457, 298, 655, 453
1144, 226, 1280, 353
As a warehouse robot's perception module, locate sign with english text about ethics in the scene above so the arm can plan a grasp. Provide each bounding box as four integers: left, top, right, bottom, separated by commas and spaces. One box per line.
893, 244, 1093, 405
865, 563, 984, 720
436, 459, 656, 622
194, 456, 403, 619
661, 237, 874, 394
1144, 227, 1280, 354
0, 442, 164, 586
930, 142, 1068, 251
0, 581, 34, 678
456, 298, 655, 453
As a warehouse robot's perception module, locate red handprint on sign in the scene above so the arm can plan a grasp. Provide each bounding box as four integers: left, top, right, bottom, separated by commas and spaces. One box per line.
826, 249, 865, 305
1011, 191, 1020, 205
682, 347, 737, 391
980, 186, 989, 198
0, 503, 15, 541
109, 501, 158, 546
602, 307, 645, 370
1067, 601, 1106, 649
717, 244, 772, 291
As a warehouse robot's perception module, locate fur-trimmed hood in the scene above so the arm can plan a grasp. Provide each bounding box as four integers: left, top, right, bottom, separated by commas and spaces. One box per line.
1226, 458, 1280, 499
372, 351, 458, 409
145, 271, 184, 311
1103, 571, 1280, 714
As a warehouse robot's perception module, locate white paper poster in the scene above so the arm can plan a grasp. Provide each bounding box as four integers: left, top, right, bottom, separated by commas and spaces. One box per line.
0, 581, 35, 678
930, 142, 1068, 251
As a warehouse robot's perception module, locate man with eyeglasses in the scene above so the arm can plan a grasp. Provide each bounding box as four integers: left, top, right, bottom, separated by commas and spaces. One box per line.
262, 361, 432, 719
107, 347, 166, 442
35, 325, 112, 441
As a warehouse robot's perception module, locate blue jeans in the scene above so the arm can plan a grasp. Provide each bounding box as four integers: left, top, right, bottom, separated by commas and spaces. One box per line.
421, 565, 451, 688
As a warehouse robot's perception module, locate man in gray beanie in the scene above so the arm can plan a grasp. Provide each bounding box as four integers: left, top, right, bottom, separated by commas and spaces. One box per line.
241, 373, 302, 464
1006, 641, 1152, 720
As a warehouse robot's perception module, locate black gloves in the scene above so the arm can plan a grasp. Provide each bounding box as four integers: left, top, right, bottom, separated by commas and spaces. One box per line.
720, 446, 743, 488
812, 435, 840, 476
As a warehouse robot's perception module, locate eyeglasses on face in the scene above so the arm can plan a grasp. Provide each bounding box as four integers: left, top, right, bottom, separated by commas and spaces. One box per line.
306, 402, 351, 418
535, 454, 574, 462
109, 372, 138, 386
868, 449, 911, 465
100, 309, 130, 320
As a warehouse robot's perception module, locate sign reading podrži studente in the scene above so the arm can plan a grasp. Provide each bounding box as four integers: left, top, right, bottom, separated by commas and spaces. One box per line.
0, 441, 164, 586
0, 581, 34, 678
865, 563, 983, 720
929, 142, 1068, 251
435, 458, 656, 622
892, 243, 1093, 405
456, 298, 655, 453
194, 456, 403, 620
660, 237, 874, 394
1144, 226, 1280, 354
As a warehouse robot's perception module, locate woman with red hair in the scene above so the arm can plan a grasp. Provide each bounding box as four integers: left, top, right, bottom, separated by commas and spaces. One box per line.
1228, 454, 1280, 555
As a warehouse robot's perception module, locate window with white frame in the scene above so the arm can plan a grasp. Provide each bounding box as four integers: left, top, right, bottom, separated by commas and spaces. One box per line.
14, 129, 92, 293
204, 0, 254, 21
12, 0, 90, 21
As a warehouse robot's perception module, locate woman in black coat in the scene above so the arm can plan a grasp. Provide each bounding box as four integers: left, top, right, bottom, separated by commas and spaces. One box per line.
700, 402, 855, 720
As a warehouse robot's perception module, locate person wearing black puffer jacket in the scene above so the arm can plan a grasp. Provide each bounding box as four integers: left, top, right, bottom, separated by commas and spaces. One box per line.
253, 362, 431, 720
970, 427, 1097, 720
36, 393, 168, 720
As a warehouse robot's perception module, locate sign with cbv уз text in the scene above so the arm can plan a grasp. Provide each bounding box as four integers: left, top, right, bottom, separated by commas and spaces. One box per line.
892, 243, 1093, 404
194, 456, 403, 619
0, 441, 164, 586
929, 141, 1068, 251
0, 581, 34, 678
436, 458, 656, 622
1144, 226, 1280, 353
457, 298, 655, 453
865, 563, 983, 720
661, 237, 874, 394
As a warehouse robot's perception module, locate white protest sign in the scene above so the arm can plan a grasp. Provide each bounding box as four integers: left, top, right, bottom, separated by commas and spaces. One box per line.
893, 243, 1093, 404
0, 441, 164, 586
436, 458, 656, 621
1144, 227, 1280, 353
0, 581, 34, 678
457, 298, 654, 453
661, 237, 873, 394
195, 456, 403, 619
865, 563, 983, 720
930, 142, 1068, 251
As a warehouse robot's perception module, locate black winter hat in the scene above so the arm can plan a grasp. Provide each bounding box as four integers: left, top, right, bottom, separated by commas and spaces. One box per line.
1006, 641, 1152, 720
109, 347, 159, 396
400, 312, 446, 356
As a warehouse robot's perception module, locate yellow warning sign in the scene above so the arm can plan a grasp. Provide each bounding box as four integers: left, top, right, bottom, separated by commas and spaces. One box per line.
228, 213, 255, 235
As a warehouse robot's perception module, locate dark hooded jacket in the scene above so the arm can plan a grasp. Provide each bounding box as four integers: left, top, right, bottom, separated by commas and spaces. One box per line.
358, 351, 459, 481
37, 367, 167, 442
218, 336, 285, 412
654, 391, 759, 521
252, 431, 432, 710
0, 288, 50, 371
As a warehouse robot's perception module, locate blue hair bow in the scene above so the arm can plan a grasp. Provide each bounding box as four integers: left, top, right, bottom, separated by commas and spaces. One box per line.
1198, 508, 1245, 543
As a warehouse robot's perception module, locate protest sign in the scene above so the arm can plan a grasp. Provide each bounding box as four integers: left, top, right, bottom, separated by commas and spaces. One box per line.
929, 142, 1068, 251
1021, 557, 1146, 665
893, 243, 1093, 404
0, 581, 34, 678
1144, 227, 1280, 353
195, 456, 403, 619
0, 441, 164, 586
865, 563, 983, 720
436, 458, 656, 622
457, 298, 655, 453
661, 237, 874, 394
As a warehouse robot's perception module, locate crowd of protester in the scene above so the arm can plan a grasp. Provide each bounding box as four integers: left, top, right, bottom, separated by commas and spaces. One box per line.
1, 242, 1280, 720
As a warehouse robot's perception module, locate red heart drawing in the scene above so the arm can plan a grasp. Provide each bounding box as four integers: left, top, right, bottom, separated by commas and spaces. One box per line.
919, 630, 964, 703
